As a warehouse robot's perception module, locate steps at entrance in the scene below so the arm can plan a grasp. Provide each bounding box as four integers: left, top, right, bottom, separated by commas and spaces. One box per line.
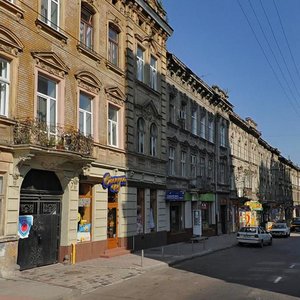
100, 247, 131, 258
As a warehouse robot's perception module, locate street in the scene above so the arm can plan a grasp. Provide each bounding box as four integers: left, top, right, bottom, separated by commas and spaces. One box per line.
75, 233, 300, 300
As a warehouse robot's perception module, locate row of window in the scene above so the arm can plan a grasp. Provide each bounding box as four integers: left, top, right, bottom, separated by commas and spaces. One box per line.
137, 118, 158, 156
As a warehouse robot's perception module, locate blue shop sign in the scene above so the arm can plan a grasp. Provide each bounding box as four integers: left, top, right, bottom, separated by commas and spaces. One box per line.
166, 190, 185, 201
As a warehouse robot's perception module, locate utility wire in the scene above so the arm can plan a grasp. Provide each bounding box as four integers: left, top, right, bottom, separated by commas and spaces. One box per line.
273, 0, 300, 83
259, 0, 300, 105
237, 0, 300, 117
248, 0, 300, 111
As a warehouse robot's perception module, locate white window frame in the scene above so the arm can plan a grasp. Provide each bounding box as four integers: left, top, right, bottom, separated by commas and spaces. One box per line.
137, 118, 145, 153
191, 155, 197, 178
181, 151, 186, 177
37, 74, 57, 136
169, 147, 175, 176
0, 58, 10, 117
79, 92, 93, 136
136, 46, 144, 82
150, 123, 157, 157
80, 4, 93, 49
200, 115, 206, 139
150, 55, 157, 90
208, 119, 214, 142
41, 0, 59, 30
191, 110, 197, 135
108, 104, 118, 147
109, 25, 119, 66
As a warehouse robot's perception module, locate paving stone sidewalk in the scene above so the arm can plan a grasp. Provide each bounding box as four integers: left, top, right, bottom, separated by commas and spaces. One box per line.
0, 233, 237, 300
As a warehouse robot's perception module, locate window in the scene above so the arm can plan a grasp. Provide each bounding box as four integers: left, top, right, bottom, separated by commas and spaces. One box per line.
77, 183, 92, 243
179, 104, 186, 129
220, 161, 226, 184
191, 155, 197, 178
150, 55, 157, 90
137, 188, 145, 234
137, 118, 145, 153
168, 147, 175, 175
181, 151, 186, 177
220, 123, 226, 147
200, 115, 206, 139
208, 119, 214, 142
150, 123, 157, 156
0, 58, 9, 117
169, 101, 175, 123
136, 46, 144, 82
150, 189, 157, 232
191, 110, 197, 135
108, 105, 118, 147
0, 175, 3, 236
37, 74, 57, 136
80, 4, 93, 49
208, 159, 213, 179
79, 92, 92, 136
41, 0, 59, 30
200, 157, 205, 177
108, 25, 119, 66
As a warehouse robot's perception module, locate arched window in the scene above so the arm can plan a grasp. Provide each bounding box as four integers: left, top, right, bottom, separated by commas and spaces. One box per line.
150, 123, 157, 156
137, 118, 145, 153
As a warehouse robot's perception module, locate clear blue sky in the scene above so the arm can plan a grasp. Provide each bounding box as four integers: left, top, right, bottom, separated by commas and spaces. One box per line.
163, 0, 300, 165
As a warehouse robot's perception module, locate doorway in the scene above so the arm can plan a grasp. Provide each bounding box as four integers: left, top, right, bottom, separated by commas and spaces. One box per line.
107, 191, 118, 249
17, 169, 62, 270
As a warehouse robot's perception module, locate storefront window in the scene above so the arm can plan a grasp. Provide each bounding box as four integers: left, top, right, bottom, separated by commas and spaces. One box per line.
170, 202, 184, 233
77, 183, 92, 243
150, 189, 157, 232
137, 188, 145, 234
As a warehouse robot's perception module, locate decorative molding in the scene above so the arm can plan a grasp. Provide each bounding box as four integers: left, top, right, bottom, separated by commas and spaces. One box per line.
75, 71, 102, 94
31, 52, 69, 78
0, 25, 24, 56
105, 86, 126, 106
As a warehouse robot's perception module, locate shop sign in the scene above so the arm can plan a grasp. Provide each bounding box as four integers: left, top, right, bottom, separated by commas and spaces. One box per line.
18, 215, 33, 239
199, 193, 215, 202
245, 200, 263, 211
166, 190, 184, 201
201, 202, 208, 210
102, 172, 127, 193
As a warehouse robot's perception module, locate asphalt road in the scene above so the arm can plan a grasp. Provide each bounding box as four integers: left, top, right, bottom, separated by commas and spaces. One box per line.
75, 233, 300, 300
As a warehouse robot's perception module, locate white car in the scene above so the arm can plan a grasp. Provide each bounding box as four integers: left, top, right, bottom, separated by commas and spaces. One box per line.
237, 226, 272, 247
269, 223, 290, 237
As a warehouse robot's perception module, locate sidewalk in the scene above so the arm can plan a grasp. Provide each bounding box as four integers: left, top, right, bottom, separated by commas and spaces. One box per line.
0, 233, 237, 300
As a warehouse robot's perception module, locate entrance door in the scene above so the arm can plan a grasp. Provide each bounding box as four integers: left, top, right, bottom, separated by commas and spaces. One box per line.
221, 205, 227, 234
107, 192, 118, 249
17, 198, 61, 270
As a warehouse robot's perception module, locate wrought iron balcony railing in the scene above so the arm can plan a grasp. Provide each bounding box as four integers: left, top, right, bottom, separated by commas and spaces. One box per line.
13, 119, 93, 156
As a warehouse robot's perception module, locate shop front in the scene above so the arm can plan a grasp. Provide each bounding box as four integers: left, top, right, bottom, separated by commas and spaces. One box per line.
239, 200, 263, 228
199, 193, 216, 236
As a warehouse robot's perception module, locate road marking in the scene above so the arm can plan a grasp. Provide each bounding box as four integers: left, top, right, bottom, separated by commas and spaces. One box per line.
289, 264, 295, 269
274, 276, 282, 283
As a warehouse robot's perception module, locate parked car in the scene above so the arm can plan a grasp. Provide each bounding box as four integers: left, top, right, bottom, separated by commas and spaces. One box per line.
269, 223, 290, 237
290, 217, 300, 232
237, 226, 272, 247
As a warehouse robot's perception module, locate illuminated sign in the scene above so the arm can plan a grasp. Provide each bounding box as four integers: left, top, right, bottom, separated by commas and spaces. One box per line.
102, 172, 127, 193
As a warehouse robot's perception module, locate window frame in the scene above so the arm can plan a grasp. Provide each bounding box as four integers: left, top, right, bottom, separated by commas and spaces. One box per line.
150, 55, 157, 90
208, 118, 214, 142
181, 151, 186, 177
200, 156, 205, 177
108, 25, 119, 66
108, 104, 119, 147
37, 73, 58, 136
191, 154, 197, 178
41, 0, 60, 30
137, 117, 145, 153
200, 114, 206, 139
136, 46, 144, 82
150, 123, 157, 157
79, 91, 93, 137
220, 123, 226, 147
191, 109, 197, 135
168, 146, 175, 176
80, 4, 94, 49
0, 58, 10, 117
0, 175, 4, 236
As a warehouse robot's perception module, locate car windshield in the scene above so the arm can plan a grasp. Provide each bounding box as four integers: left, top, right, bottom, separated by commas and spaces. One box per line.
239, 227, 257, 233
272, 224, 286, 229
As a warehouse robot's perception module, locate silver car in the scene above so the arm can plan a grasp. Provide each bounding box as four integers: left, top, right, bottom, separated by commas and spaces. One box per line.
237, 226, 272, 247
269, 223, 290, 237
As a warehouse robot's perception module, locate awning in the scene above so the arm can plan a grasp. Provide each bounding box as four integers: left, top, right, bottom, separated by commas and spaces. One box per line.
199, 193, 215, 202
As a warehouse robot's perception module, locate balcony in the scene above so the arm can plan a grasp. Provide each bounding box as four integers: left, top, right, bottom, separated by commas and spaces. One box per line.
13, 119, 93, 156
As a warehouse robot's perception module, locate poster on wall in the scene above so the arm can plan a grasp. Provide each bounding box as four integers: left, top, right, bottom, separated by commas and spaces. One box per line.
18, 215, 33, 239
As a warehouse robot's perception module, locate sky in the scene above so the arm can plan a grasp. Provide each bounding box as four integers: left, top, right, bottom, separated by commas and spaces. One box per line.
162, 0, 300, 165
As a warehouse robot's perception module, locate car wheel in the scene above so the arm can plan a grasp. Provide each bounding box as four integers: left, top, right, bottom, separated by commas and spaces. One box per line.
260, 240, 264, 248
